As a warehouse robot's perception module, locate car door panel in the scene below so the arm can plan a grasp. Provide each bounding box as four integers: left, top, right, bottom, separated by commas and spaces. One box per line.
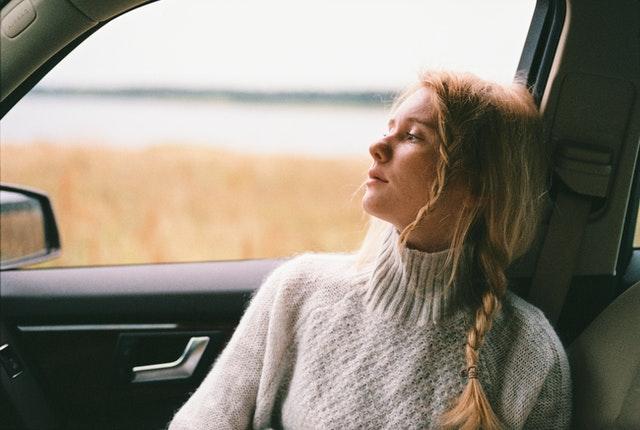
2, 260, 282, 321
0, 259, 283, 429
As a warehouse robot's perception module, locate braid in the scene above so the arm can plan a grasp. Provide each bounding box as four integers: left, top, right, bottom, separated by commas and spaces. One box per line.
441, 239, 507, 430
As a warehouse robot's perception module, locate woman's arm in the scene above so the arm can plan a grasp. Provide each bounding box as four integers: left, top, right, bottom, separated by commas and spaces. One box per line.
523, 345, 572, 430
168, 264, 288, 430
495, 295, 573, 430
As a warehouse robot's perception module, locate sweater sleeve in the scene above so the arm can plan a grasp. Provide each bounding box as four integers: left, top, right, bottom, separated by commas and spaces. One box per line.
494, 295, 573, 430
168, 263, 289, 430
523, 327, 573, 430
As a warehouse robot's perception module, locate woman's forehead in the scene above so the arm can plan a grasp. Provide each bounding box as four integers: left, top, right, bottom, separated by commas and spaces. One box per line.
389, 88, 438, 127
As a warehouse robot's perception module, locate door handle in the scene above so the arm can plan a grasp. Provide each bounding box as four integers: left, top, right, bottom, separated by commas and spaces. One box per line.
131, 336, 210, 383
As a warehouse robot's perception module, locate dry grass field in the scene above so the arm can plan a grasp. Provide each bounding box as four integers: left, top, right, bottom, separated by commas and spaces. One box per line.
4, 142, 639, 267
0, 142, 371, 267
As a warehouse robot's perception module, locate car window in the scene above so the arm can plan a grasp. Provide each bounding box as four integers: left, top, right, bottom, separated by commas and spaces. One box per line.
0, 0, 536, 267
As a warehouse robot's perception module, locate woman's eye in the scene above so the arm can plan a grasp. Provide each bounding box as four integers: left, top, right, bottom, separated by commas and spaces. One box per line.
407, 132, 422, 142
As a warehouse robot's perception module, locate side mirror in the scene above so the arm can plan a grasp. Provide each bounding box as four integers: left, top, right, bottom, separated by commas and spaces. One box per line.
0, 183, 61, 270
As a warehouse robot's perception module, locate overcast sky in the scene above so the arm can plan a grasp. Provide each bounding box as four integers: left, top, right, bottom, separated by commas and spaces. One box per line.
39, 0, 535, 91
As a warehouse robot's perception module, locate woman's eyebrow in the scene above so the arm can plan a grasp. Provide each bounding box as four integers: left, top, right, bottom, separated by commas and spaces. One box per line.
387, 117, 435, 131
387, 117, 435, 130
407, 117, 436, 129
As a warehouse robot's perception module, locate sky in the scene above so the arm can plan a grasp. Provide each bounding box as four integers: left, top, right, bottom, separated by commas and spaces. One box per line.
38, 0, 536, 92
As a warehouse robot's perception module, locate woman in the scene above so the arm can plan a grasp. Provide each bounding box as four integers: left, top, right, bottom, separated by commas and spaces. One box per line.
169, 71, 571, 429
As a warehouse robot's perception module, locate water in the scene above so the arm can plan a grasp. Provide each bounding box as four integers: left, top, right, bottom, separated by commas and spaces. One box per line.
1, 94, 390, 157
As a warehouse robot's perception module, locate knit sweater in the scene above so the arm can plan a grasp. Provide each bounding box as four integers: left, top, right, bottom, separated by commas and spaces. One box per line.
168, 228, 572, 429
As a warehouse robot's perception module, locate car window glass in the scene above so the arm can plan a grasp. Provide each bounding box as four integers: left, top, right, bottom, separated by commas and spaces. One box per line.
0, 0, 536, 267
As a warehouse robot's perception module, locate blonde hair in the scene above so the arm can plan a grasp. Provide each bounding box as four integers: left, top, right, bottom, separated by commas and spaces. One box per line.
357, 70, 547, 429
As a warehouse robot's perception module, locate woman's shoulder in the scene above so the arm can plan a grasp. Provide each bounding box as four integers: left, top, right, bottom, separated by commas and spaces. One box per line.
493, 292, 570, 378
501, 292, 560, 341
268, 252, 360, 285
257, 252, 365, 329
274, 251, 357, 273
261, 252, 364, 304
490, 294, 572, 427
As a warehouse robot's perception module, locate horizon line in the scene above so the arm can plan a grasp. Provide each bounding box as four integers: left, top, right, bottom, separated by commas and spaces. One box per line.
31, 86, 399, 105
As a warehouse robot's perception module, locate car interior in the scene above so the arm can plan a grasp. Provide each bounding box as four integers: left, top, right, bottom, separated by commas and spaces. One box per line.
1, 0, 639, 429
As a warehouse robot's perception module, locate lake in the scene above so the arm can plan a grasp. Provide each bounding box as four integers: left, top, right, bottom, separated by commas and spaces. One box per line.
1, 94, 390, 157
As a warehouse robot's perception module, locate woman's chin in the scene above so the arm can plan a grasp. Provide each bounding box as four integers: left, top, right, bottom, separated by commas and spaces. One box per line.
362, 194, 386, 219
361, 193, 375, 214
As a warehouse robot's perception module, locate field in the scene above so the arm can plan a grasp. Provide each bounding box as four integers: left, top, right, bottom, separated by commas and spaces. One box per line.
0, 142, 371, 267
4, 142, 639, 268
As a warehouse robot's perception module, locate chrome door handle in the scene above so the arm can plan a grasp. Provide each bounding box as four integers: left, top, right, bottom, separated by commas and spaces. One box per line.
131, 336, 210, 383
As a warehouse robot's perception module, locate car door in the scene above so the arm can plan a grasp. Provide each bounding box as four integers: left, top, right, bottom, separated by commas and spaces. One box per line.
1, 0, 639, 429
1, 256, 281, 429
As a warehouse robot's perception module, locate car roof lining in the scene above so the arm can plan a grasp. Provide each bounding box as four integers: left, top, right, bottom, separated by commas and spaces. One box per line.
0, 0, 154, 114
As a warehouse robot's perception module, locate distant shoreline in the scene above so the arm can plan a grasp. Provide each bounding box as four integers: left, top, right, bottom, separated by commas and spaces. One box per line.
31, 87, 398, 105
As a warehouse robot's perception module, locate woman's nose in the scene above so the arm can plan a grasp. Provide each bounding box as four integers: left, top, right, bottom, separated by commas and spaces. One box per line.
369, 138, 390, 163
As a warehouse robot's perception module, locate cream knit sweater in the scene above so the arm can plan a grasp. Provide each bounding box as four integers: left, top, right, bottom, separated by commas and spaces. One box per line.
169, 228, 571, 429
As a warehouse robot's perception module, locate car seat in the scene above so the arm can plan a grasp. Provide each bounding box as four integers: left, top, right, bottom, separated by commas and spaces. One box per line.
568, 281, 640, 428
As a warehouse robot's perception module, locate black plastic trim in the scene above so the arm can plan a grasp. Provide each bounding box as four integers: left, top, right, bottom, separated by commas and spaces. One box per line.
1, 259, 284, 322
0, 24, 101, 119
618, 143, 640, 291
516, 0, 566, 104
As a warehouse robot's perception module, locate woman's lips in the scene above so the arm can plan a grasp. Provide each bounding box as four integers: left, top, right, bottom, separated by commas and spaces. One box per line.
366, 178, 382, 186
367, 170, 388, 184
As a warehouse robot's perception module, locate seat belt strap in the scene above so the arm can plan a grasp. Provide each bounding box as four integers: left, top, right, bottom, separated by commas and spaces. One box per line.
529, 190, 591, 323
528, 142, 613, 324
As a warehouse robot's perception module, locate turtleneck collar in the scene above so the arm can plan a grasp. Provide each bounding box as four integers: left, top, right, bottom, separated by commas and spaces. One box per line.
363, 226, 472, 326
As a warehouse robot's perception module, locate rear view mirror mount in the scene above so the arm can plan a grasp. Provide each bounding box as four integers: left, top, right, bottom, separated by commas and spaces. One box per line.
0, 183, 61, 270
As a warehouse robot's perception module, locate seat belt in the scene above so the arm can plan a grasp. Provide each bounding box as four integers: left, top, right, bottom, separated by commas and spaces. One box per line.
529, 142, 613, 324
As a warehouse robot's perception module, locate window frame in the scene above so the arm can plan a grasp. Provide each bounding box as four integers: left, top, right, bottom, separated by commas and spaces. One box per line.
516, 0, 566, 104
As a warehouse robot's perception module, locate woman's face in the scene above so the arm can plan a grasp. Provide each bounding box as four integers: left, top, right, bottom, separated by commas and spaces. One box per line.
362, 87, 469, 250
